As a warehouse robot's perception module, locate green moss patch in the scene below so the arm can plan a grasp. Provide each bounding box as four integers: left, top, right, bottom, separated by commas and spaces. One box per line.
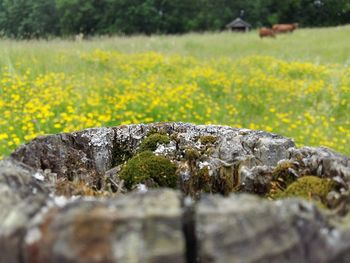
139, 133, 170, 152
193, 167, 211, 192
184, 148, 200, 161
200, 135, 217, 145
274, 175, 336, 206
119, 151, 177, 189
271, 162, 296, 186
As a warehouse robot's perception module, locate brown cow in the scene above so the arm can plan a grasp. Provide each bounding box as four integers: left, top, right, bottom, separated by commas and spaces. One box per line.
259, 27, 275, 38
272, 23, 298, 33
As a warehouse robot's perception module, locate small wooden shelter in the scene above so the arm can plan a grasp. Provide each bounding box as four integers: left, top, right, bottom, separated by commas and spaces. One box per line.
226, 18, 251, 32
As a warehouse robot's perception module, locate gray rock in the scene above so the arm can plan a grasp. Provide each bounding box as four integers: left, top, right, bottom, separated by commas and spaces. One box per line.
24, 190, 184, 263
10, 123, 297, 196
195, 193, 350, 263
0, 122, 349, 263
0, 159, 48, 263
288, 146, 350, 180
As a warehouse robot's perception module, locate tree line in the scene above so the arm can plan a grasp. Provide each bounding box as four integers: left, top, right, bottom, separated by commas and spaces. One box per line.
0, 0, 349, 38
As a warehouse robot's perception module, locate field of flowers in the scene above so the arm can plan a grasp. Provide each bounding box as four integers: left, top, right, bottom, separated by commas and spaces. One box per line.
0, 49, 349, 158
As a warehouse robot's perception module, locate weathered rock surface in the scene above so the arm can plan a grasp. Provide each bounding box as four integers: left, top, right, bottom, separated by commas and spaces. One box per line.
0, 122, 349, 263
24, 190, 184, 263
0, 159, 48, 263
10, 128, 116, 186
196, 194, 350, 263
11, 123, 296, 195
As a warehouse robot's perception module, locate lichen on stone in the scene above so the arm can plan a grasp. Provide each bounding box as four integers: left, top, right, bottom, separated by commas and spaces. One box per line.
81, 127, 113, 147
119, 151, 177, 189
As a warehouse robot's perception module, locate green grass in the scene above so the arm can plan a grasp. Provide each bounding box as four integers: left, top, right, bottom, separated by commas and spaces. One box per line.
0, 25, 349, 158
1, 25, 350, 72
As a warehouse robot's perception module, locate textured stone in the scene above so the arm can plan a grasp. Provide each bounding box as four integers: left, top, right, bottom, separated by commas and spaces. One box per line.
10, 123, 297, 196
11, 128, 114, 188
196, 194, 350, 263
24, 190, 184, 263
0, 159, 48, 263
0, 123, 350, 263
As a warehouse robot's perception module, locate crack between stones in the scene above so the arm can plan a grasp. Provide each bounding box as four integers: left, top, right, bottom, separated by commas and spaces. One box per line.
182, 197, 198, 263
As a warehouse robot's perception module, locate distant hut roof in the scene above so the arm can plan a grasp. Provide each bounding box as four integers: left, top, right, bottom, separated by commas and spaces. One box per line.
226, 18, 251, 31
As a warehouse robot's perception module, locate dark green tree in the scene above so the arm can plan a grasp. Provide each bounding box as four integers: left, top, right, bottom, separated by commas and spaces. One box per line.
55, 0, 107, 36
0, 0, 58, 38
0, 0, 349, 38
102, 0, 197, 35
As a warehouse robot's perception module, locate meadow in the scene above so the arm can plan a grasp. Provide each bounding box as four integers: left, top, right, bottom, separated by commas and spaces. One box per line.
0, 26, 349, 158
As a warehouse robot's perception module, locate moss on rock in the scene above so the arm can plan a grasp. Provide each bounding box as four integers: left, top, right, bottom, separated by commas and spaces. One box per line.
269, 161, 298, 196
274, 176, 336, 206
184, 148, 200, 161
139, 133, 170, 152
200, 135, 217, 145
194, 167, 211, 192
119, 151, 177, 189
55, 179, 106, 197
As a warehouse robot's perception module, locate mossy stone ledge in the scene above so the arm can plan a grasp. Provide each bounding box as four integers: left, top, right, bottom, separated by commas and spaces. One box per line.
2, 123, 350, 262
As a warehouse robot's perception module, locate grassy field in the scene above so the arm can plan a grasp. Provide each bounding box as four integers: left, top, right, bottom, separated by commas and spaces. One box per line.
0, 26, 349, 158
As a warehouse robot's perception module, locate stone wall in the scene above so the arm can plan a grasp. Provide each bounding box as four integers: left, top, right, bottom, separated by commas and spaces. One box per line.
1, 123, 350, 262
